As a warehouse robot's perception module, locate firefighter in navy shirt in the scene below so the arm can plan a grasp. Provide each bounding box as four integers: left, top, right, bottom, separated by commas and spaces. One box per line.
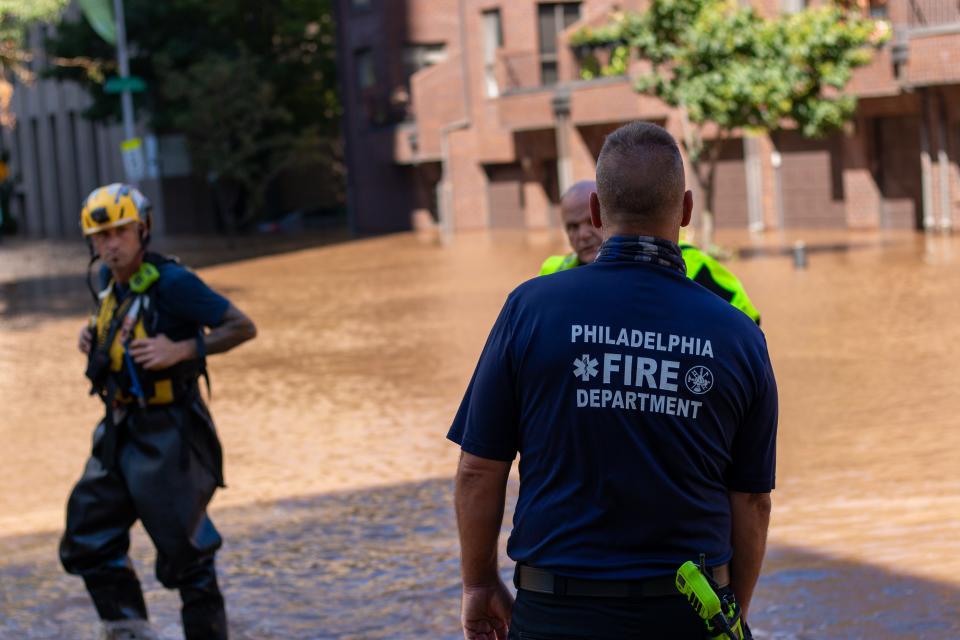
449, 122, 777, 640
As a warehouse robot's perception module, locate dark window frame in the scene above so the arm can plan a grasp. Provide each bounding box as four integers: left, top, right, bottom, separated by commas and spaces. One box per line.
537, 2, 581, 86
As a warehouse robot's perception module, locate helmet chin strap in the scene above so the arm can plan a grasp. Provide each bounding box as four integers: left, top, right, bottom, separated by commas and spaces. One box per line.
139, 221, 151, 251
85, 240, 101, 306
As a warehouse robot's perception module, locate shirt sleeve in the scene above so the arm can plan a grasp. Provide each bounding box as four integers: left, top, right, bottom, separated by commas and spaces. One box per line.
446, 296, 521, 462
159, 266, 230, 328
726, 344, 778, 493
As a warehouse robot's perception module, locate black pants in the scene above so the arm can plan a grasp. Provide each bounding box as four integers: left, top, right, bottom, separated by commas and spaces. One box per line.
508, 588, 708, 640
60, 403, 228, 640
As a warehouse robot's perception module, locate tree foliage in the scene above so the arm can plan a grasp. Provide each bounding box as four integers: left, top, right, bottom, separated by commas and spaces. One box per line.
573, 0, 888, 242
45, 0, 341, 225
0, 0, 69, 126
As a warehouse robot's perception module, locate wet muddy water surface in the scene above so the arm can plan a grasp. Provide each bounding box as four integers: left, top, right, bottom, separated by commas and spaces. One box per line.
1, 230, 958, 638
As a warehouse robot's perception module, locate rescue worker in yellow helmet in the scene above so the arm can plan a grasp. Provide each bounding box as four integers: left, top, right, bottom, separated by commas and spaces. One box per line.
540, 180, 762, 325
60, 184, 257, 640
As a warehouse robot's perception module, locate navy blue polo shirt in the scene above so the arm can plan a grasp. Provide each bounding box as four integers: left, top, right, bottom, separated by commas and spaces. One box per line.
101, 259, 230, 340
447, 236, 778, 580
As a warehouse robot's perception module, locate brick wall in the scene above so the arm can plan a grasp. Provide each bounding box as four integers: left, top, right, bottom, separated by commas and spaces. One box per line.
338, 0, 960, 234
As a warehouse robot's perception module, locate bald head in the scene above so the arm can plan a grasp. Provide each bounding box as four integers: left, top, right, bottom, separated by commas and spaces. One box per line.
562, 180, 596, 207
594, 122, 689, 237
560, 180, 602, 264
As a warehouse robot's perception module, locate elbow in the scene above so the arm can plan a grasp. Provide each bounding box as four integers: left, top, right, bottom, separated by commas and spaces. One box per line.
232, 312, 257, 343
456, 452, 510, 488
456, 456, 488, 487
756, 493, 772, 518
730, 491, 772, 518
749, 493, 772, 520
244, 318, 258, 342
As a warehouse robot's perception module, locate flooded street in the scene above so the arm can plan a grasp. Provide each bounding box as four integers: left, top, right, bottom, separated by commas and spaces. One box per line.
1, 229, 959, 638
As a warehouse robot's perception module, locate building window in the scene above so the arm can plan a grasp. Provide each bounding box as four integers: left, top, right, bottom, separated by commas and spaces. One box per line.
355, 47, 380, 124
482, 9, 504, 97
403, 43, 447, 80
355, 47, 376, 90
537, 2, 581, 86
780, 0, 806, 14
397, 44, 447, 120
866, 0, 889, 19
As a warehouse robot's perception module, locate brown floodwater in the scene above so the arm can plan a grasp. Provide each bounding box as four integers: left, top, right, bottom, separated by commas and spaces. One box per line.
1, 228, 958, 638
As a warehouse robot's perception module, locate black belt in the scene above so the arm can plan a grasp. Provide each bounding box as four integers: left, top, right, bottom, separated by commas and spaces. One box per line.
515, 563, 730, 599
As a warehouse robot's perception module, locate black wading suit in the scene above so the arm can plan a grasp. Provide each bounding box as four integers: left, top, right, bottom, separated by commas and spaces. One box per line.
60, 254, 229, 639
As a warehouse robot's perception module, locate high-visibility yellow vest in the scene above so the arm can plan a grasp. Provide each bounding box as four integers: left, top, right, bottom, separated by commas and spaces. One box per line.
539, 253, 580, 275
92, 277, 176, 405
680, 243, 761, 325
538, 245, 761, 324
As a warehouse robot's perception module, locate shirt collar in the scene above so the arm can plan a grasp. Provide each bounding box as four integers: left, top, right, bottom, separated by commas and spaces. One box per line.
594, 235, 686, 275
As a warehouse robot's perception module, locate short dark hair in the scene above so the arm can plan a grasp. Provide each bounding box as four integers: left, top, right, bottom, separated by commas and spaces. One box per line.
595, 121, 685, 226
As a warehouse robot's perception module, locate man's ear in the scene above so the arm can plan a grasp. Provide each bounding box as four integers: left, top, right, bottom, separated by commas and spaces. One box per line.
680, 190, 693, 228
590, 192, 603, 229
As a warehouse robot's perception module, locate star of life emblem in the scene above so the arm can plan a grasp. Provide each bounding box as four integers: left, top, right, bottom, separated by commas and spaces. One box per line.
685, 366, 714, 394
572, 354, 599, 382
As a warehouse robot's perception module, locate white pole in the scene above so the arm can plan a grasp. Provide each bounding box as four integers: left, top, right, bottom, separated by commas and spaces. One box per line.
111, 0, 166, 236
112, 0, 136, 184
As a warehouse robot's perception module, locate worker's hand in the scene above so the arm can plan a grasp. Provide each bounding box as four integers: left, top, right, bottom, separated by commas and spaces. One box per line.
79, 326, 93, 354
461, 578, 513, 640
129, 335, 193, 371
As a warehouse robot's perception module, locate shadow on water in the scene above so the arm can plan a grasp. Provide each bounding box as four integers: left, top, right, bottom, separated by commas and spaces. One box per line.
0, 228, 352, 325
0, 273, 91, 323
1, 478, 958, 640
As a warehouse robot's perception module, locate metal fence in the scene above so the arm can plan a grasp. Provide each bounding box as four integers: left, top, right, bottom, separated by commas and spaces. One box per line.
906, 0, 960, 27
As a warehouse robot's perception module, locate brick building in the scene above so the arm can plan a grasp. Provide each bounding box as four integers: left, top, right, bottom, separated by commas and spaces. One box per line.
334, 0, 959, 234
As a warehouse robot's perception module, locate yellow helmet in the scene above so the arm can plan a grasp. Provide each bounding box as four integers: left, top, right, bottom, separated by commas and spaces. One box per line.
80, 183, 152, 236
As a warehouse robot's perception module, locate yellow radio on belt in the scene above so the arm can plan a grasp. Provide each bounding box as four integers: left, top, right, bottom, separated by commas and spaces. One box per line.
675, 558, 751, 640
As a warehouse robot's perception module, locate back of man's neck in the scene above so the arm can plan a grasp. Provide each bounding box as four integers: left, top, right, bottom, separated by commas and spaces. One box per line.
603, 226, 679, 244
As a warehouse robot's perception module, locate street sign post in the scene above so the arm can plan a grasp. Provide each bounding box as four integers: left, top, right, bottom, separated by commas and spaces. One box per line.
104, 75, 146, 94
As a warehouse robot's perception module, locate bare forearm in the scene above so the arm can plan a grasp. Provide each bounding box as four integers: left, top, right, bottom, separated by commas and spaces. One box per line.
204, 320, 256, 356
455, 452, 511, 587
176, 303, 257, 360
729, 491, 771, 618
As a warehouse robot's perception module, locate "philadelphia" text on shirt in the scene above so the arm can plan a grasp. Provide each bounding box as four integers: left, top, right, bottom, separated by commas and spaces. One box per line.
571, 324, 714, 358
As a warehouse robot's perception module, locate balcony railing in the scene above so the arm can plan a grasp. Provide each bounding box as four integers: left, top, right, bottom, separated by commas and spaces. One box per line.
495, 47, 630, 94
904, 0, 960, 28
496, 50, 550, 94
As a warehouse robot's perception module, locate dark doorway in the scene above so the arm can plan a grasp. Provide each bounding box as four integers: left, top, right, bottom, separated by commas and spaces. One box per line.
777, 131, 846, 228
874, 116, 923, 229
485, 163, 526, 228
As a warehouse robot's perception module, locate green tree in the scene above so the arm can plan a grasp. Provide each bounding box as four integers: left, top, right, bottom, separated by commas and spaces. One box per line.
45, 0, 341, 227
0, 0, 69, 125
574, 0, 887, 247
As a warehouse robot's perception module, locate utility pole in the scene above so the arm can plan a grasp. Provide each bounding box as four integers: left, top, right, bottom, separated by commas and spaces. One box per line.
112, 0, 139, 184
110, 0, 164, 234
113, 0, 134, 144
